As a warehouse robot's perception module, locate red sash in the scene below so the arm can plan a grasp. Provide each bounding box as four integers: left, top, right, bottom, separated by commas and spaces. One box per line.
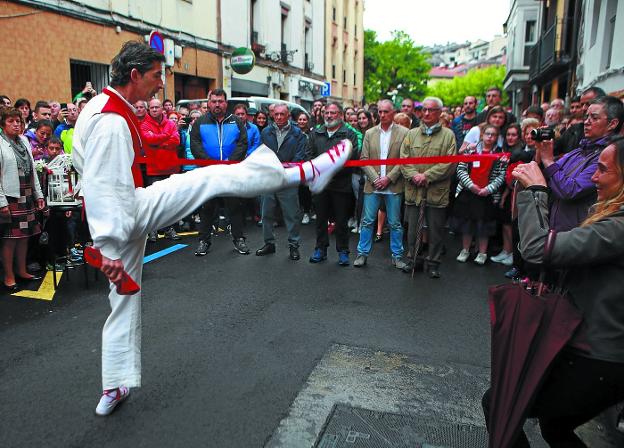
100, 87, 145, 187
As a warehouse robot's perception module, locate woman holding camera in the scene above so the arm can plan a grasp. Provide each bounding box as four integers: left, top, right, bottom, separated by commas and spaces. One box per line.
482, 136, 624, 447
0, 108, 45, 291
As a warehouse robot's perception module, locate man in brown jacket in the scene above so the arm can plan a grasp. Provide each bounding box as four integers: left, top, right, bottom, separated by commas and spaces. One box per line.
400, 97, 456, 278
354, 100, 409, 269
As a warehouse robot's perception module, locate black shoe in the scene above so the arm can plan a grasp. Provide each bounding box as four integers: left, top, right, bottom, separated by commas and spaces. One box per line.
3, 282, 20, 292
256, 243, 276, 256
195, 240, 211, 256
233, 237, 250, 255
147, 232, 158, 243
16, 274, 43, 282
164, 228, 181, 241
289, 246, 300, 261
428, 268, 441, 279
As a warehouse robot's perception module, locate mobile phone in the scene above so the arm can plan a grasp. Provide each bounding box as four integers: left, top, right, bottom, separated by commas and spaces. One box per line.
60, 103, 67, 110
183, 116, 192, 126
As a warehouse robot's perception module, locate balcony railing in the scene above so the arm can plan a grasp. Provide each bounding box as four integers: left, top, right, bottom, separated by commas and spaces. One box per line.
528, 17, 572, 80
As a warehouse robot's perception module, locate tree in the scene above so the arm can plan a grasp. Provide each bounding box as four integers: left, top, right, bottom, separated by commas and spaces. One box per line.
364, 30, 431, 104
426, 65, 507, 108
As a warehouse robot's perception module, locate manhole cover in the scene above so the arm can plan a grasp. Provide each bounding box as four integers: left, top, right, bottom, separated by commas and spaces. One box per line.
315, 404, 488, 448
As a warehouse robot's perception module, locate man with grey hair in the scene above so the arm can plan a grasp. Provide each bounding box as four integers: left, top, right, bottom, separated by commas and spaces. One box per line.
354, 99, 409, 268
400, 96, 457, 278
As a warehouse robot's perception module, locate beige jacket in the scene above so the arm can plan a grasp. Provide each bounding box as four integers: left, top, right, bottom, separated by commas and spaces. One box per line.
400, 125, 456, 207
0, 135, 43, 208
360, 124, 408, 194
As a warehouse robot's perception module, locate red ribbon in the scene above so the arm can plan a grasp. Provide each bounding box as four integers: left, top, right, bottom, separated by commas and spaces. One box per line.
135, 152, 508, 172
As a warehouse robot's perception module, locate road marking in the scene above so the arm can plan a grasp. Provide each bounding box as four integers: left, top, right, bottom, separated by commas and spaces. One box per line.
11, 271, 62, 301
144, 244, 188, 264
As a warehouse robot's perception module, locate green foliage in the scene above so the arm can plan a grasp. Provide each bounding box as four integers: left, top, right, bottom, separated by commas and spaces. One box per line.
426, 65, 507, 108
363, 30, 431, 103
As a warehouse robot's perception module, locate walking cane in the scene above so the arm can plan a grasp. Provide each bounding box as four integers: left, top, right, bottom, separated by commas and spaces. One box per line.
411, 189, 427, 278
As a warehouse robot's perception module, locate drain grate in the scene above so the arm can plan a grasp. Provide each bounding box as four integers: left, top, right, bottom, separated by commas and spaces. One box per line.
315, 404, 488, 448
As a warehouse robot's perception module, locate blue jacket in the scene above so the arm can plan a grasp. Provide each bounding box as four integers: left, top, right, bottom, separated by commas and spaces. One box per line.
246, 122, 262, 156
190, 113, 247, 161
261, 123, 306, 163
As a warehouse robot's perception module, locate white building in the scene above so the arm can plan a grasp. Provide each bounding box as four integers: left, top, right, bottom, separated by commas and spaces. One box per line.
220, 0, 325, 107
576, 0, 624, 96
503, 0, 542, 117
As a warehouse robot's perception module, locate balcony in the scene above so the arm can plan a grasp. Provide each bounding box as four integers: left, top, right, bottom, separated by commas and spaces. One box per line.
528, 17, 573, 82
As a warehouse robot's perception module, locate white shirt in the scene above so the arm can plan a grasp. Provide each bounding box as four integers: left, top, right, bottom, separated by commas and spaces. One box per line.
377, 123, 394, 194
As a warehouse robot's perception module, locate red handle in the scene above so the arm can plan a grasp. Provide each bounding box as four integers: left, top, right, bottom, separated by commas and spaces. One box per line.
84, 247, 141, 295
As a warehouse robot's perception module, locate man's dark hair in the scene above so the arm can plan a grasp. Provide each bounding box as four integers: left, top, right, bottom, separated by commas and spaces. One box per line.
582, 86, 607, 98
525, 105, 544, 118
326, 101, 344, 113
232, 103, 248, 113
110, 41, 166, 87
47, 135, 62, 147
486, 86, 502, 95
35, 119, 54, 130
571, 96, 581, 103
590, 96, 624, 133
34, 100, 50, 112
210, 88, 227, 100
163, 99, 173, 106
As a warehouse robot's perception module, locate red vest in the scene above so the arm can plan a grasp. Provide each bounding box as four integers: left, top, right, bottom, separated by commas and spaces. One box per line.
101, 87, 145, 187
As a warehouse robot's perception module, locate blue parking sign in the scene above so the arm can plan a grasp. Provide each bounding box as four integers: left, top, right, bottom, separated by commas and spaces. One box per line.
321, 82, 331, 97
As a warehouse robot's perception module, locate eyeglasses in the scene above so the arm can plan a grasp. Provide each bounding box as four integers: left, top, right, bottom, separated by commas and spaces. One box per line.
422, 107, 440, 114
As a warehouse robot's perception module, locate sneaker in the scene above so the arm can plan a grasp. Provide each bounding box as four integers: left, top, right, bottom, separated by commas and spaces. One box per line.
309, 248, 327, 263
310, 214, 317, 221
501, 253, 514, 266
337, 251, 350, 266
505, 267, 520, 279
307, 140, 353, 194
195, 239, 210, 256
289, 246, 300, 261
474, 253, 488, 265
233, 237, 250, 255
391, 256, 409, 270
456, 249, 470, 263
147, 232, 158, 243
164, 227, 181, 241
351, 225, 360, 234
491, 250, 510, 264
353, 254, 367, 267
95, 386, 129, 416
301, 213, 310, 225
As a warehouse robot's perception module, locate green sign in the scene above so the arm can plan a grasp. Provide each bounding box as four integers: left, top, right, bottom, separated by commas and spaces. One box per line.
231, 47, 256, 74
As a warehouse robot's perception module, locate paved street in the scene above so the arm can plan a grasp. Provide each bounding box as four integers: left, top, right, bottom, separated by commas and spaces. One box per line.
1, 223, 621, 447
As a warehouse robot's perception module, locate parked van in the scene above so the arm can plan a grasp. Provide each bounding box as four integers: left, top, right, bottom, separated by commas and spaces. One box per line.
177, 96, 308, 118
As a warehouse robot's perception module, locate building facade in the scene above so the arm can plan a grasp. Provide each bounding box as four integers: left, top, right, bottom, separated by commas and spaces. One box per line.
325, 0, 364, 106
1, 0, 221, 104
220, 0, 326, 109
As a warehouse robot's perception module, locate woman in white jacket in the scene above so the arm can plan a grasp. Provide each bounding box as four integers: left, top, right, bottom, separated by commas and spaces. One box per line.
0, 108, 46, 291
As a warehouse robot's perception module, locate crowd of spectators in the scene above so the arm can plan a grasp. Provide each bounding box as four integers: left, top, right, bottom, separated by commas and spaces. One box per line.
1, 82, 623, 289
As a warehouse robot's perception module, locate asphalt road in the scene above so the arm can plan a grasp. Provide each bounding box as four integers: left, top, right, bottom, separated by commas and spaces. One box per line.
1, 223, 621, 447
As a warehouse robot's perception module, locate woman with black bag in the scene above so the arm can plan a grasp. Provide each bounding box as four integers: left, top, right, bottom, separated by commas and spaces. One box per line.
0, 108, 46, 291
483, 136, 624, 447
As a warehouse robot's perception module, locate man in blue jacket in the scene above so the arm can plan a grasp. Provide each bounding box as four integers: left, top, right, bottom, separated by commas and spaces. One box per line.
255, 103, 306, 260
232, 103, 261, 155
190, 88, 250, 256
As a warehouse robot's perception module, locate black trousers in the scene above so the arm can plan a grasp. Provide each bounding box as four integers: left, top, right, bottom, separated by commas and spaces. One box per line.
199, 197, 245, 241
482, 351, 624, 447
312, 190, 353, 252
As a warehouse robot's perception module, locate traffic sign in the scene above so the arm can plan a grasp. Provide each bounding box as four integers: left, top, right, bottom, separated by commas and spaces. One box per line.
321, 82, 331, 97
149, 30, 164, 55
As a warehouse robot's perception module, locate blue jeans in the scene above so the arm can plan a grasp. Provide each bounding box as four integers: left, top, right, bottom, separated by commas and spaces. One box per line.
357, 192, 404, 257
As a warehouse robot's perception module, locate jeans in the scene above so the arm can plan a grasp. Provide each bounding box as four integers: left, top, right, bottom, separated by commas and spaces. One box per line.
357, 193, 404, 258
261, 187, 301, 247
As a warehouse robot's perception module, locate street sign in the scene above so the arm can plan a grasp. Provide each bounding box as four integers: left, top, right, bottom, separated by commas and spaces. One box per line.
321, 82, 331, 97
149, 30, 164, 55
231, 47, 256, 74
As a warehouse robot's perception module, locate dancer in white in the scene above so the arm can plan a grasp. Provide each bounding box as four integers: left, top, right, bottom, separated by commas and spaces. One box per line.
73, 41, 351, 416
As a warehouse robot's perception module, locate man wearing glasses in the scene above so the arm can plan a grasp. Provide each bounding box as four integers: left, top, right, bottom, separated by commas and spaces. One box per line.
305, 102, 359, 266
400, 97, 457, 278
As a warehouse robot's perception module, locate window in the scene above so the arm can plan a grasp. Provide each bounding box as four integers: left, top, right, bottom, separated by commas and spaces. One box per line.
523, 20, 537, 66
602, 0, 617, 69
590, 0, 602, 47
70, 60, 110, 99
343, 16, 347, 28
343, 69, 346, 84
332, 7, 336, 22
332, 64, 336, 79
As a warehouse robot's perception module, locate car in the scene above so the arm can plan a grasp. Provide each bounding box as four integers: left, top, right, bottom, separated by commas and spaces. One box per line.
177, 96, 308, 119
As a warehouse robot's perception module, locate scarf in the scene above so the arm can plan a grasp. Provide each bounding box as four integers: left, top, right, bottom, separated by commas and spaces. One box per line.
1, 132, 32, 176
422, 123, 442, 136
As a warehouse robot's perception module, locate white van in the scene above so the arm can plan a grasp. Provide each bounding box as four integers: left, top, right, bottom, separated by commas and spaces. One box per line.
177, 96, 308, 119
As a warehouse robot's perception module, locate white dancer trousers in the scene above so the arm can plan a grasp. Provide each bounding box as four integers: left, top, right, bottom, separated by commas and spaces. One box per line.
101, 146, 289, 390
